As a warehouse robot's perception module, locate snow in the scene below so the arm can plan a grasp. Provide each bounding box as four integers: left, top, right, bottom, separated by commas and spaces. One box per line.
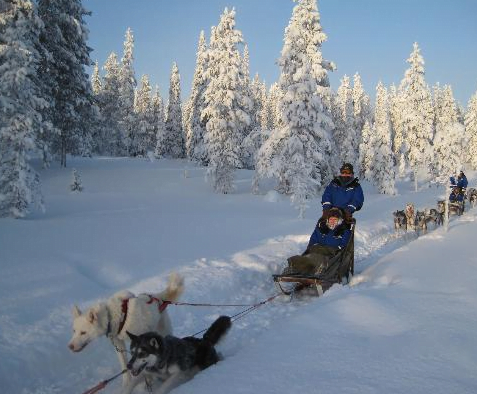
1, 157, 477, 394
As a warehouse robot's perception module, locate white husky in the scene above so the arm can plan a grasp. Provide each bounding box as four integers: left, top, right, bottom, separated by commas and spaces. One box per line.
68, 273, 184, 386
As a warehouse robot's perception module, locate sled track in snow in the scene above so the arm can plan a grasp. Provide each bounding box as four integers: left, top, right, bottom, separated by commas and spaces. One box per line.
49, 211, 474, 394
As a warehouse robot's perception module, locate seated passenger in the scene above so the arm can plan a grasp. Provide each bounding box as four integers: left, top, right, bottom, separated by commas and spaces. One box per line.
449, 187, 464, 203
286, 208, 352, 276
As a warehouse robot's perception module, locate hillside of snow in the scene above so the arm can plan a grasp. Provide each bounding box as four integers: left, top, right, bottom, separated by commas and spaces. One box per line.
0, 157, 476, 394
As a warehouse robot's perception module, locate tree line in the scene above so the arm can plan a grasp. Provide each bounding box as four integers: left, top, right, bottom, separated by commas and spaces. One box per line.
1, 0, 477, 218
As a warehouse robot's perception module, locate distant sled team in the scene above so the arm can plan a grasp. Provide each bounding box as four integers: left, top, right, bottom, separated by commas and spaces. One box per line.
393, 172, 475, 232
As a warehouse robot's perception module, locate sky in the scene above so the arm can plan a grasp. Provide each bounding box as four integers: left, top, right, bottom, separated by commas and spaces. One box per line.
84, 0, 477, 106
0, 157, 476, 393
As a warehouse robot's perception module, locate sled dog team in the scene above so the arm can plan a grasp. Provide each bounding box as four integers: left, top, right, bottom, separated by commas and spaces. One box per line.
393, 202, 444, 232
68, 273, 231, 394
393, 189, 477, 232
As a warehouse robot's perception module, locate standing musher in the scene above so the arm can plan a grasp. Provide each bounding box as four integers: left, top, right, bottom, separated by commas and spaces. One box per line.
321, 163, 364, 222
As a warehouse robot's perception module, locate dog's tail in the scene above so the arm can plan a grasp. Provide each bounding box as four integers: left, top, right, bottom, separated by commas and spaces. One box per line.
155, 272, 184, 303
203, 316, 232, 346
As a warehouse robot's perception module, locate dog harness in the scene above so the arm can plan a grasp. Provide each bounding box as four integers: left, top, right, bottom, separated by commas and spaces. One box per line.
106, 295, 170, 337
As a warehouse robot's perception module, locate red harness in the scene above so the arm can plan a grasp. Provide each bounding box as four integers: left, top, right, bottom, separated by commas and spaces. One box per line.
116, 295, 170, 335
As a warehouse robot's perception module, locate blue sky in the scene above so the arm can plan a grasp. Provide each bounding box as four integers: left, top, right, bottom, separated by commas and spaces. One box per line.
85, 0, 477, 106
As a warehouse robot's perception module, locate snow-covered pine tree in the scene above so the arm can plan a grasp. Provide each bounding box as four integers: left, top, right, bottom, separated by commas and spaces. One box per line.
118, 27, 136, 156
89, 60, 106, 154
333, 75, 357, 165
202, 8, 251, 193
465, 90, 477, 169
258, 80, 269, 132
433, 84, 464, 180
241, 73, 265, 170
398, 42, 434, 188
358, 120, 374, 182
99, 52, 122, 155
70, 168, 83, 192
0, 0, 47, 218
255, 0, 333, 216
238, 44, 256, 169
185, 31, 209, 164
266, 82, 282, 131
159, 62, 184, 159
372, 82, 396, 194
352, 73, 372, 176
352, 73, 372, 135
132, 75, 155, 156
91, 60, 102, 96
388, 83, 407, 177
256, 0, 334, 201
298, 0, 336, 172
38, 0, 95, 167
151, 86, 166, 161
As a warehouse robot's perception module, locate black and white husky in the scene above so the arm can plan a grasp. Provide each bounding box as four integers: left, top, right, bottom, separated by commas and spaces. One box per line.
122, 316, 232, 394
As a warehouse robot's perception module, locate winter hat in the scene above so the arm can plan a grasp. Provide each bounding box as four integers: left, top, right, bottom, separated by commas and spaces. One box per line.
328, 207, 343, 219
340, 163, 354, 174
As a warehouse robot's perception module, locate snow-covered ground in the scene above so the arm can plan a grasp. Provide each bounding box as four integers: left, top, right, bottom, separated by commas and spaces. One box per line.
1, 157, 476, 394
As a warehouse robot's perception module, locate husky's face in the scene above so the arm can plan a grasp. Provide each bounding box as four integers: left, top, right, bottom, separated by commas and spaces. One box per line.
127, 331, 162, 376
68, 305, 106, 352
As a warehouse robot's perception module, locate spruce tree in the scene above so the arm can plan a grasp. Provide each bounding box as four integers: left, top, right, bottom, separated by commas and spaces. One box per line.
0, 0, 47, 217
160, 62, 184, 158
151, 86, 166, 159
433, 85, 464, 179
465, 90, 477, 169
255, 0, 334, 216
100, 52, 121, 155
359, 120, 374, 182
70, 168, 83, 192
91, 60, 102, 96
132, 75, 154, 156
202, 8, 250, 193
372, 82, 396, 194
185, 31, 208, 164
118, 27, 136, 156
38, 0, 95, 167
333, 75, 357, 165
398, 42, 434, 188
255, 0, 334, 212
266, 82, 282, 130
352, 73, 372, 176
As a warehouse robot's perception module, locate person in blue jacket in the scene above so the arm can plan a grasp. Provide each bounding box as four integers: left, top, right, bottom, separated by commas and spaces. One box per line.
286, 208, 352, 275
321, 163, 364, 222
449, 171, 468, 202
457, 171, 468, 189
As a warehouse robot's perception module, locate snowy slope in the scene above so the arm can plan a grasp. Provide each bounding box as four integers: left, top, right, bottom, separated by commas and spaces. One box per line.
0, 157, 476, 394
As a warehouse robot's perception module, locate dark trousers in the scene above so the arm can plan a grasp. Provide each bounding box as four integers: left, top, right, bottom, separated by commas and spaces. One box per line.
287, 244, 338, 275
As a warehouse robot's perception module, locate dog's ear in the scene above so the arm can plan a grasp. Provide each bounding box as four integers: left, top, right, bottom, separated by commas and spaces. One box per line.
126, 331, 138, 341
150, 337, 160, 350
88, 310, 97, 324
72, 305, 82, 317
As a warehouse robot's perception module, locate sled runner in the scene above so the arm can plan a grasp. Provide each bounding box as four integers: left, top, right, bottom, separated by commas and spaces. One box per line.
273, 222, 355, 296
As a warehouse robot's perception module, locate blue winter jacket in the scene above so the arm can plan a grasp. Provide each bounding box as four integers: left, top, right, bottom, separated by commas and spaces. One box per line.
450, 176, 468, 189
307, 221, 352, 250
458, 175, 468, 189
449, 191, 465, 202
321, 177, 364, 214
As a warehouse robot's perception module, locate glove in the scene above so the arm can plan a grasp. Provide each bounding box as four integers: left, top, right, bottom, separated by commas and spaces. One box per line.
343, 209, 353, 223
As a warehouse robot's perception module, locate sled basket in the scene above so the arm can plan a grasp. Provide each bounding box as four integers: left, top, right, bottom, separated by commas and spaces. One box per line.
273, 223, 355, 296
